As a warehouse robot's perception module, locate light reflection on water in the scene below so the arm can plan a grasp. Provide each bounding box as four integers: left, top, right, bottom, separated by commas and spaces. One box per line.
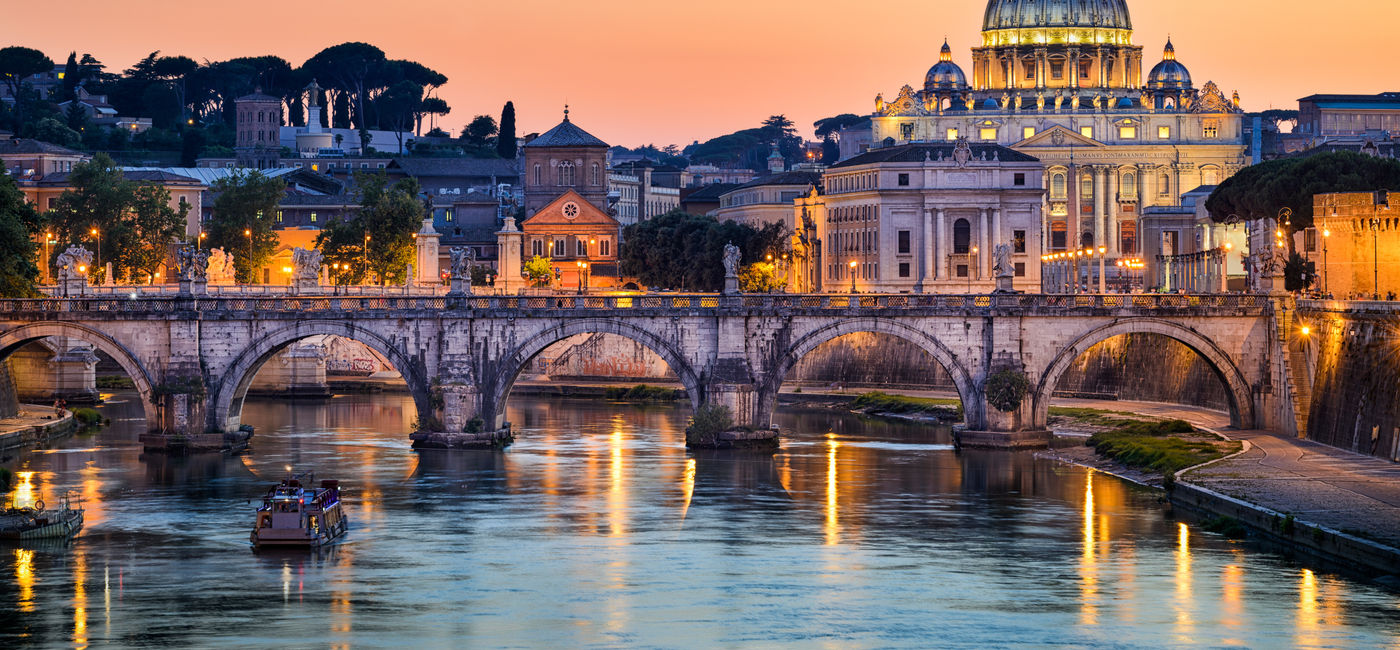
0, 393, 1398, 647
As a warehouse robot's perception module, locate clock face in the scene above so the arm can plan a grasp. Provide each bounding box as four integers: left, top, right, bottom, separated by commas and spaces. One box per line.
562, 202, 580, 219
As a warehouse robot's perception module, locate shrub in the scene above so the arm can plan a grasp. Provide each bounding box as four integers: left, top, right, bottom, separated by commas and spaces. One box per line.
1203, 515, 1248, 539
985, 370, 1031, 413
72, 407, 103, 426
95, 376, 135, 389
0, 467, 11, 492
463, 416, 485, 434
1087, 419, 1233, 476
686, 403, 734, 446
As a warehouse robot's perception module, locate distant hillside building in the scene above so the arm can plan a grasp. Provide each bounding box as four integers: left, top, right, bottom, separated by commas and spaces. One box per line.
234, 89, 282, 169
522, 109, 610, 216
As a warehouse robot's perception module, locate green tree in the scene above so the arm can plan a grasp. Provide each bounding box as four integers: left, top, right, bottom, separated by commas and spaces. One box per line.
120, 184, 188, 284
813, 113, 866, 139
302, 42, 387, 131
739, 261, 785, 293
523, 255, 554, 287
27, 117, 81, 148
48, 154, 134, 283
619, 209, 789, 291
64, 99, 89, 132
0, 47, 53, 129
206, 170, 286, 283
497, 101, 517, 159
317, 173, 422, 285
461, 114, 498, 147
1284, 252, 1316, 293
1206, 152, 1400, 253
0, 173, 41, 297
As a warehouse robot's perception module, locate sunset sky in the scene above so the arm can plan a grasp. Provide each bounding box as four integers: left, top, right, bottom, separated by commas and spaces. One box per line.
10, 0, 1398, 148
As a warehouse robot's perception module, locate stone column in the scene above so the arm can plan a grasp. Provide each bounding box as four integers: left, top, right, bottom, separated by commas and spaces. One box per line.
415, 218, 441, 284
1094, 166, 1108, 250
936, 208, 949, 282
921, 208, 935, 289
496, 217, 524, 294
1068, 47, 1081, 89
1106, 169, 1119, 256
979, 207, 991, 279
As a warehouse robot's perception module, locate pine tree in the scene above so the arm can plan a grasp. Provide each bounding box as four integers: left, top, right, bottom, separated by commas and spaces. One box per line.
497, 101, 517, 159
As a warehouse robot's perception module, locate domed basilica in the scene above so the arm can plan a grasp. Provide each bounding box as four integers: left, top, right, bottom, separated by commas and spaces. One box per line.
871, 0, 1246, 259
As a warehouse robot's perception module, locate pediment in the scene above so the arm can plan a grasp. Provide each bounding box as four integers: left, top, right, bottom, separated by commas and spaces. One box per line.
522, 190, 618, 228
1014, 124, 1104, 148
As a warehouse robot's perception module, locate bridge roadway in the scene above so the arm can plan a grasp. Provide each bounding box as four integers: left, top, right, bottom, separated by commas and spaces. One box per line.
0, 292, 1306, 444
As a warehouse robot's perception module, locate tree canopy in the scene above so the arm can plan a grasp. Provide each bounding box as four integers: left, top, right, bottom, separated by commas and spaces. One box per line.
618, 210, 789, 291
317, 173, 423, 285
207, 170, 287, 283
1205, 152, 1400, 231
0, 173, 41, 297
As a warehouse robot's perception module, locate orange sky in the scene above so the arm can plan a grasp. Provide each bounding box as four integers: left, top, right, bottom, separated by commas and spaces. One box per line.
9, 0, 1398, 148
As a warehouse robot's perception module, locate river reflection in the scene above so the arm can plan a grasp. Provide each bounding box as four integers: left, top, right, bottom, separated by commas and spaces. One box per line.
2, 394, 1399, 647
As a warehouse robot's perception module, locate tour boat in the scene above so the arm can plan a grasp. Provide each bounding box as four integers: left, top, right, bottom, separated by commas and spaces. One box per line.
0, 492, 85, 541
250, 475, 348, 549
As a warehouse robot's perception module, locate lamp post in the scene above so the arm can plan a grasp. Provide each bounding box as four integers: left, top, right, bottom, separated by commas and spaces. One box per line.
90, 228, 101, 283
1098, 246, 1107, 293
197, 231, 206, 251
1322, 229, 1330, 296
576, 260, 585, 294
969, 246, 979, 293
848, 260, 857, 294
1371, 218, 1381, 301
244, 228, 253, 284
43, 232, 54, 284
363, 234, 371, 286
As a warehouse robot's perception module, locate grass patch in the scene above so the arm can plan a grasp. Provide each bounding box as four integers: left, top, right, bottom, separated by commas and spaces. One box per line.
1088, 419, 1237, 476
95, 376, 135, 389
851, 391, 962, 419
604, 384, 682, 402
1048, 406, 1145, 427
1203, 515, 1249, 539
71, 407, 103, 426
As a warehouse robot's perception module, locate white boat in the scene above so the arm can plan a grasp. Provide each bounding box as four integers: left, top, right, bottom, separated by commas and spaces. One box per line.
250, 475, 348, 549
0, 493, 85, 541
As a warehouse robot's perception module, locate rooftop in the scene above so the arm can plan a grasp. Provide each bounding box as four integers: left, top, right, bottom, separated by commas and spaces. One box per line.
0, 138, 86, 156
388, 157, 520, 178
523, 117, 608, 149
830, 142, 1038, 168
732, 171, 823, 191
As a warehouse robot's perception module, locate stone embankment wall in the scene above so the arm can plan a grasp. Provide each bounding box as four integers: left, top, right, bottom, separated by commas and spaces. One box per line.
1306, 309, 1400, 460
0, 363, 19, 419
1053, 333, 1230, 410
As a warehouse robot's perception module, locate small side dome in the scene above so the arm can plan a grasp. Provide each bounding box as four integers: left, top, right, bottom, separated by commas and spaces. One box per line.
1147, 39, 1193, 90
924, 39, 969, 92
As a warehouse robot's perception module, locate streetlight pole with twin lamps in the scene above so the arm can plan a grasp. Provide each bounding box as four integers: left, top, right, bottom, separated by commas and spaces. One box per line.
848, 260, 857, 294
90, 228, 101, 283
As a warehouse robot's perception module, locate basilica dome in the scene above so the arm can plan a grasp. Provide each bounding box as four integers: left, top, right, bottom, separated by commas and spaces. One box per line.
1146, 40, 1192, 89
925, 40, 969, 91
982, 0, 1132, 31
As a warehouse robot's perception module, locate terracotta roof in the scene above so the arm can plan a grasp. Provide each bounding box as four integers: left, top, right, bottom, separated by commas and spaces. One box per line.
830, 142, 1038, 168
523, 119, 608, 148
733, 171, 823, 190
0, 138, 86, 156
388, 157, 520, 178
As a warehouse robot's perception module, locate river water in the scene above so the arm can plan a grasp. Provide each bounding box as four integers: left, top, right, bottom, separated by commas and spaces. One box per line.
2, 392, 1398, 648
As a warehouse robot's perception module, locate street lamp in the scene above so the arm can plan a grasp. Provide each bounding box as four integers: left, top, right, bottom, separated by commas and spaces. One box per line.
1322, 229, 1330, 296
848, 260, 858, 294
363, 234, 371, 285
43, 232, 54, 284
1370, 218, 1381, 301
197, 231, 206, 250
576, 260, 587, 294
968, 246, 979, 293
244, 228, 253, 284
1098, 245, 1107, 294
90, 228, 101, 283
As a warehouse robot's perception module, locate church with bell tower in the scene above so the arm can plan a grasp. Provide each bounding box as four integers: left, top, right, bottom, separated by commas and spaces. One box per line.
870, 0, 1246, 263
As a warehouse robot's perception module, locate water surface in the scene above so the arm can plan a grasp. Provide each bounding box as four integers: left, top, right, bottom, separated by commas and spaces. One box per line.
2, 393, 1398, 647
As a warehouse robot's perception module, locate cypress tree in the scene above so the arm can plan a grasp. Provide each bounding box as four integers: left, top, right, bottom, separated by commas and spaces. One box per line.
60, 52, 79, 102
497, 101, 517, 159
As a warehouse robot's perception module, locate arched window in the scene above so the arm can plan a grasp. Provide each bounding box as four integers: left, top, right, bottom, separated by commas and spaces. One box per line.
1120, 220, 1138, 255
1050, 172, 1067, 199
1122, 172, 1137, 198
1081, 231, 1095, 248
591, 163, 600, 186
1158, 173, 1171, 197
953, 218, 971, 254
1202, 167, 1220, 186
1080, 174, 1094, 200
558, 161, 575, 186
533, 164, 542, 185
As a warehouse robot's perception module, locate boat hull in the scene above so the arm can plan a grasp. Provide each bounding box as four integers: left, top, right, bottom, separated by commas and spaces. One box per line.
0, 510, 84, 540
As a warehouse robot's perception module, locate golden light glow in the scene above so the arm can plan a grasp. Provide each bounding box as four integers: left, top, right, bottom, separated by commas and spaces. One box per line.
825, 435, 840, 546
1300, 326, 1311, 336
73, 547, 88, 648
1298, 568, 1319, 647
609, 428, 626, 538
679, 457, 696, 523
15, 548, 35, 614
1080, 472, 1098, 625
1175, 522, 1194, 642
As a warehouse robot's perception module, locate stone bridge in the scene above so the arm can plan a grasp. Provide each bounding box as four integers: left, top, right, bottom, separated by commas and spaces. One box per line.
0, 292, 1308, 445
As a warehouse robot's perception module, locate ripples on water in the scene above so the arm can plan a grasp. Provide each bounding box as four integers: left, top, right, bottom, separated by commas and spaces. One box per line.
2, 392, 1399, 647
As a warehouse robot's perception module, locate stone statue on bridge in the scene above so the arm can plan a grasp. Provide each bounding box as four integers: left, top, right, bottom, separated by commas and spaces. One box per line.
992, 244, 1016, 293
178, 246, 210, 283
722, 242, 741, 295
55, 246, 93, 281
291, 248, 324, 289
207, 248, 237, 285
448, 247, 474, 296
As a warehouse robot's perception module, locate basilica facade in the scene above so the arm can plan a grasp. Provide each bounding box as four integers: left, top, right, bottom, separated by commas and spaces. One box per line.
870, 0, 1247, 262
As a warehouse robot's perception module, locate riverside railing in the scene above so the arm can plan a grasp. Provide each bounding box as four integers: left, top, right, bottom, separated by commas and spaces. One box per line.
0, 293, 1270, 316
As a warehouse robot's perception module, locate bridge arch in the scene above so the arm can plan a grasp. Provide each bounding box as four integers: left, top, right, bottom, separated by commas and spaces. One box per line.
209, 321, 433, 433
0, 322, 159, 427
482, 318, 704, 428
1033, 317, 1256, 430
763, 318, 980, 428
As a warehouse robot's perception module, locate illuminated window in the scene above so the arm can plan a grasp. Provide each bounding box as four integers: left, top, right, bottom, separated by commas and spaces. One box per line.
900, 123, 914, 140
1079, 126, 1094, 139
980, 127, 997, 140
1050, 62, 1063, 80
1158, 125, 1171, 139
445, 209, 454, 222
1080, 174, 1094, 200
1122, 172, 1137, 198
946, 128, 959, 141
1023, 126, 1036, 139
1118, 126, 1137, 139
1203, 119, 1220, 139
1050, 172, 1067, 199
